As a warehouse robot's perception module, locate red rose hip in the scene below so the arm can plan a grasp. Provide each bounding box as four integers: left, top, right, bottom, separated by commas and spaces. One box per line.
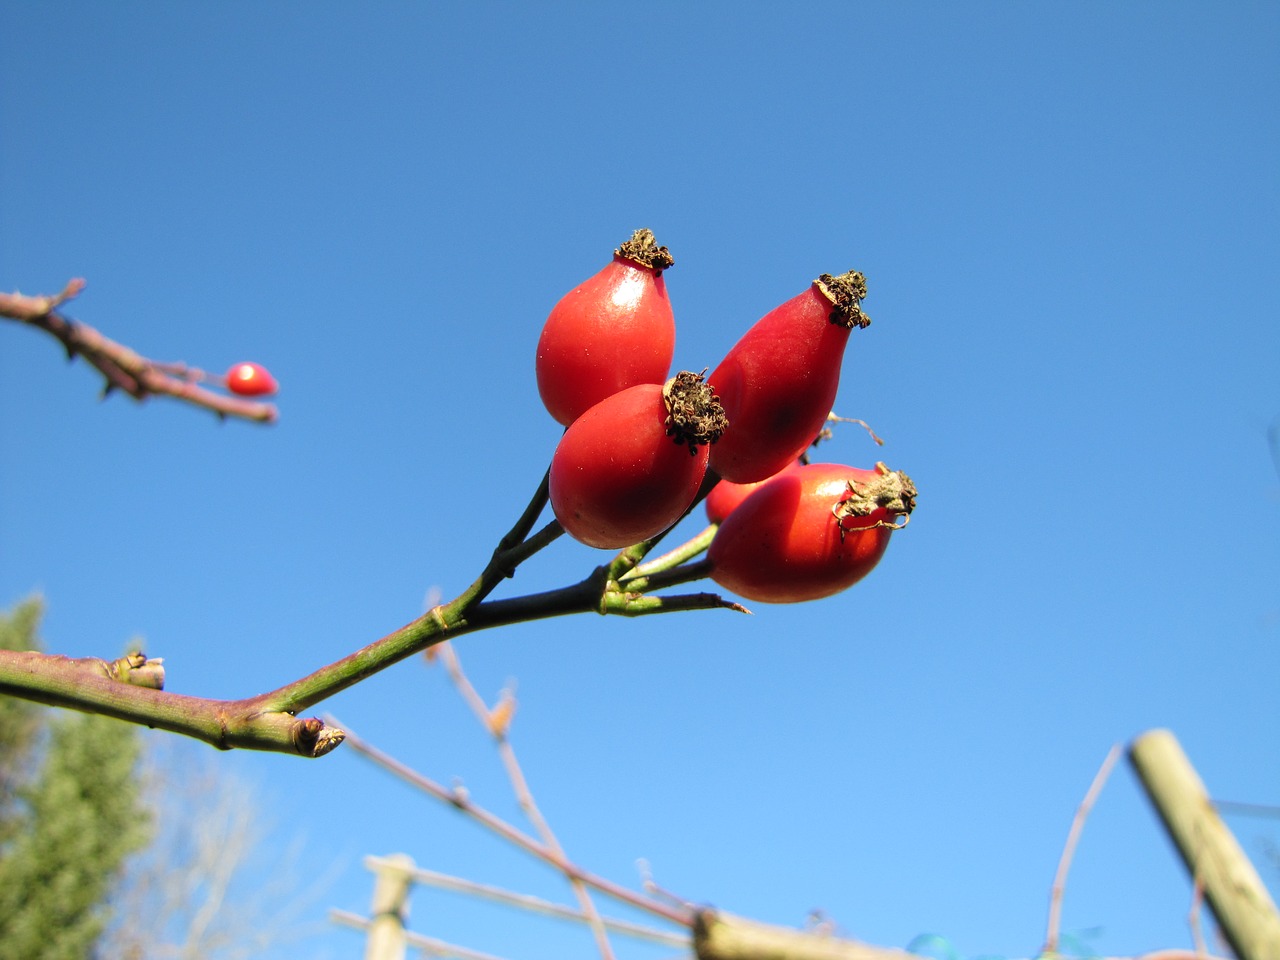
707, 272, 869, 483
550, 372, 726, 549
704, 459, 804, 525
225, 361, 278, 397
707, 461, 915, 603
536, 229, 676, 427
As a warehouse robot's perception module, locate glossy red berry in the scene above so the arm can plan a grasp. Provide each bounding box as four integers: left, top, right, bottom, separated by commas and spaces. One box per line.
225, 362, 278, 397
707, 461, 915, 603
550, 372, 726, 549
707, 272, 869, 483
704, 459, 804, 525
536, 229, 676, 427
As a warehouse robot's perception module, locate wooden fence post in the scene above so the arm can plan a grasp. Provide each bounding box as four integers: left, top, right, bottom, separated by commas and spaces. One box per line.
694, 910, 920, 960
1129, 728, 1280, 960
364, 853, 415, 960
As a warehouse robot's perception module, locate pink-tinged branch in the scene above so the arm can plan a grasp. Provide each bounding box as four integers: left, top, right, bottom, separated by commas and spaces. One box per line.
335, 720, 694, 929
1044, 743, 1122, 954
1, 278, 277, 424
0, 648, 340, 758
438, 643, 617, 960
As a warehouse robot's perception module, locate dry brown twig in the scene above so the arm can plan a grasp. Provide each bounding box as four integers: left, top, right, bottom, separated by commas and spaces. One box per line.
1, 277, 277, 423
348, 856, 690, 949
638, 858, 698, 914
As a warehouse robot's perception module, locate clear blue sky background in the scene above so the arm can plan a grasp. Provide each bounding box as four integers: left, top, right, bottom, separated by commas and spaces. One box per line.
3, 4, 1278, 959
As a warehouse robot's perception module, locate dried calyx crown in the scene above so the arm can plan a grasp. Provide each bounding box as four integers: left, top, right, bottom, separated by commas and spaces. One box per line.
833, 462, 917, 536
616, 228, 675, 276
816, 270, 871, 330
662, 370, 728, 455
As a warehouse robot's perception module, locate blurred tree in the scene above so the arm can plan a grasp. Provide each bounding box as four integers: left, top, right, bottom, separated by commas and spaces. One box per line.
0, 598, 149, 960
101, 737, 330, 960
0, 600, 43, 845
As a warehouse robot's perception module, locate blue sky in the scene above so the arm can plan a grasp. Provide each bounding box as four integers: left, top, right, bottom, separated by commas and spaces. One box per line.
2, 4, 1278, 958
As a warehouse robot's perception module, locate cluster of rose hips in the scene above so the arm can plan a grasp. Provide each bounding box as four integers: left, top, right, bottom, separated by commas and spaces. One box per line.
536, 229, 916, 604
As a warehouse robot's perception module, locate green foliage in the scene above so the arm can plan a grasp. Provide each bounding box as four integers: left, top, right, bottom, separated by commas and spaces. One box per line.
0, 600, 150, 960
0, 598, 44, 845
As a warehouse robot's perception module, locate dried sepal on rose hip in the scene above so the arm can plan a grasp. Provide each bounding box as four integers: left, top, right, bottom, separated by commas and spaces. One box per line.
225, 361, 278, 397
550, 370, 726, 549
830, 463, 917, 535
535, 228, 677, 427
663, 368, 729, 454
707, 461, 915, 604
707, 270, 870, 483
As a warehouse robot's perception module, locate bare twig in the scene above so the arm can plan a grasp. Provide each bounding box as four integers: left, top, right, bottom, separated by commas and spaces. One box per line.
1189, 871, 1208, 957
331, 719, 694, 929
0, 277, 86, 319
438, 643, 496, 727
362, 856, 689, 948
2, 278, 277, 423
331, 909, 511, 960
1044, 743, 1122, 955
638, 858, 697, 913
823, 413, 885, 447
438, 643, 616, 960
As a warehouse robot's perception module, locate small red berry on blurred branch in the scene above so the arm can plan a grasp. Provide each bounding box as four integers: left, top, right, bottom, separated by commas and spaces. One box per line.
225, 361, 279, 397
1, 278, 277, 423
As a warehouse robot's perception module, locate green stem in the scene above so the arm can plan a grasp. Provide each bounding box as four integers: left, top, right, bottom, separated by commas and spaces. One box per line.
452, 469, 556, 610
619, 558, 715, 595
0, 468, 741, 757
257, 558, 741, 712
622, 525, 717, 581
604, 470, 721, 581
